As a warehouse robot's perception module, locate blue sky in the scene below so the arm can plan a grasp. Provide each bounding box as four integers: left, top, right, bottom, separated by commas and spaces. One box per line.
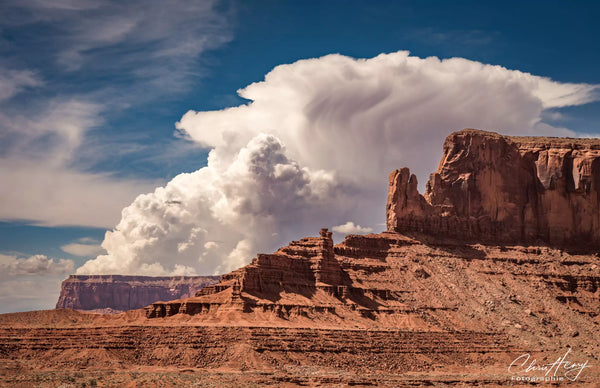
1, 0, 599, 312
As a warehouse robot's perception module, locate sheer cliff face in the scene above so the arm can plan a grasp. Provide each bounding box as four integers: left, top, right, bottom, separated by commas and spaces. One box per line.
387, 129, 600, 248
56, 275, 220, 312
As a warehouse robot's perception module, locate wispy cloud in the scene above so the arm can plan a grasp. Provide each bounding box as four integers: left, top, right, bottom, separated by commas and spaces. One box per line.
61, 242, 105, 257
61, 237, 105, 257
332, 222, 373, 236
0, 69, 42, 101
0, 92, 160, 227
0, 1, 234, 228
0, 97, 101, 165
5, 0, 233, 95
0, 254, 74, 276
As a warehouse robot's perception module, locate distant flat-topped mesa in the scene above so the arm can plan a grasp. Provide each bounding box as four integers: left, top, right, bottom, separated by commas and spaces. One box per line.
387, 128, 600, 248
57, 275, 220, 313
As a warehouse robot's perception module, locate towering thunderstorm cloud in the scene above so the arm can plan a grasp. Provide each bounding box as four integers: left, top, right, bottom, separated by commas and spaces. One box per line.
77, 51, 599, 275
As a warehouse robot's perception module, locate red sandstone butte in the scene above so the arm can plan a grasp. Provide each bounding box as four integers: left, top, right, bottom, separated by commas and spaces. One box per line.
387, 129, 600, 248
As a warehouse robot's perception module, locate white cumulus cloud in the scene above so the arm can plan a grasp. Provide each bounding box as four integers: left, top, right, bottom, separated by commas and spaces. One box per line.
76, 133, 346, 275
0, 254, 74, 276
332, 222, 374, 235
0, 254, 75, 313
80, 51, 599, 276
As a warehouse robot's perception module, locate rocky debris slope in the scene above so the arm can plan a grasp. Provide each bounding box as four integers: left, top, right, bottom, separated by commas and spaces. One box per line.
55, 275, 220, 312
387, 129, 600, 248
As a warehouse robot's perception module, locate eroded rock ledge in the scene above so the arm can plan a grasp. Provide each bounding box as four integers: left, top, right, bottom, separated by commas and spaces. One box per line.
387, 129, 600, 249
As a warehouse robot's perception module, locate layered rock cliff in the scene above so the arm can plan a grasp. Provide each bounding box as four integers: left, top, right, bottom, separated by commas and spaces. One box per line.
56, 275, 220, 312
387, 129, 600, 249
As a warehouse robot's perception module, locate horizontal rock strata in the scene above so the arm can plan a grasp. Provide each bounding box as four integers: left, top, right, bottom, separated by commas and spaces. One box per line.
0, 326, 512, 372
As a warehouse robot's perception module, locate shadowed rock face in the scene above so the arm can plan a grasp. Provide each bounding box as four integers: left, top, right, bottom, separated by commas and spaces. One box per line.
56, 275, 220, 312
387, 129, 600, 249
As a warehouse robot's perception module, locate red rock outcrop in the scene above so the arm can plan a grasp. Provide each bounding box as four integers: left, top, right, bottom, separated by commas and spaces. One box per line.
145, 228, 350, 318
56, 275, 220, 312
387, 129, 600, 249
